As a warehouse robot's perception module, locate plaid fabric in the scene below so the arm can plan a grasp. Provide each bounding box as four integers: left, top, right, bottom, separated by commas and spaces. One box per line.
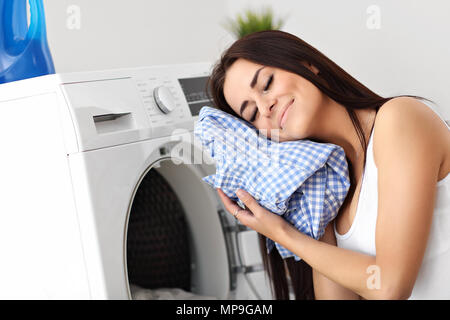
194, 106, 350, 261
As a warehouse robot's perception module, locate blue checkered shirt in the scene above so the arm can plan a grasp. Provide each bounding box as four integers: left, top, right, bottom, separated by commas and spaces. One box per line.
194, 106, 350, 261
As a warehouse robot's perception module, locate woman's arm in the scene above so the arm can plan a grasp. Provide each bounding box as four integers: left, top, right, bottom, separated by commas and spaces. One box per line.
218, 188, 382, 298
313, 223, 361, 300
279, 220, 384, 299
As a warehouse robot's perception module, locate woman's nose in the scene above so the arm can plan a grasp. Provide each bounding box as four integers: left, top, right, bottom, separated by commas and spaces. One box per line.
256, 96, 276, 117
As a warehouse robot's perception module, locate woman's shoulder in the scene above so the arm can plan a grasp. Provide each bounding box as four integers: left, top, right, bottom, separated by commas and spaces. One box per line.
372, 96, 450, 171
376, 96, 445, 125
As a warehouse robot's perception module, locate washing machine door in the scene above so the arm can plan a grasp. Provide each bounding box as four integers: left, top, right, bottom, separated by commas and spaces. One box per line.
125, 139, 272, 300
125, 157, 231, 299
166, 139, 273, 300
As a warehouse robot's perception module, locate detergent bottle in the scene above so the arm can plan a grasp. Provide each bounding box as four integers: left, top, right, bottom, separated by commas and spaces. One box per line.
0, 0, 55, 84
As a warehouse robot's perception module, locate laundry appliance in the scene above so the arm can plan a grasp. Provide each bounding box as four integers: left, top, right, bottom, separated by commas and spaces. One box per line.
0, 63, 272, 299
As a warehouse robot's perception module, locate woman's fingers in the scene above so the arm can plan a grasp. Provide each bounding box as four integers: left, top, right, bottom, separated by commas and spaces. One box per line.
216, 188, 235, 207
216, 188, 253, 222
216, 188, 287, 242
235, 189, 260, 214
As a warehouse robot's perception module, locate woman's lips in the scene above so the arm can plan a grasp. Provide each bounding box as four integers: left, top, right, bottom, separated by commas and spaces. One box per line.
280, 99, 294, 129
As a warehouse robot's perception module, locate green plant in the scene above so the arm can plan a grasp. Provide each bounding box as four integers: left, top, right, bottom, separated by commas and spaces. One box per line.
223, 7, 286, 39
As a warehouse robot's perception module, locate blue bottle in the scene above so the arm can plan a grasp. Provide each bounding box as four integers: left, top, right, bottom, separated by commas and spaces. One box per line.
0, 0, 55, 84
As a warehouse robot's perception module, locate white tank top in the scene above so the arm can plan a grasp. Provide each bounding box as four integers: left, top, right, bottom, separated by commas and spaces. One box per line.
334, 102, 450, 299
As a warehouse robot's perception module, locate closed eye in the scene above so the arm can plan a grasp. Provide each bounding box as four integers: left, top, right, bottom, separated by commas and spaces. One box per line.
264, 74, 273, 91
250, 108, 257, 122
250, 75, 273, 122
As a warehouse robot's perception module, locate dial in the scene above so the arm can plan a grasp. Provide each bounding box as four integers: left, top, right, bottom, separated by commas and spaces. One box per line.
153, 86, 176, 114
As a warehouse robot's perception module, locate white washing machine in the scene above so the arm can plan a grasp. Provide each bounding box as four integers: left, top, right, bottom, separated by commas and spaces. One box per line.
0, 63, 272, 300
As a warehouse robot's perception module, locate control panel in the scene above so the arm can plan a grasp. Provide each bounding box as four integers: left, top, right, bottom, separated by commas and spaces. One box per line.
135, 76, 190, 126
135, 74, 211, 122
59, 62, 213, 152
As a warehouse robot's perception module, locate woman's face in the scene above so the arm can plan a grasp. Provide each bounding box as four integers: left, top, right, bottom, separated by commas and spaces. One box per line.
223, 58, 327, 142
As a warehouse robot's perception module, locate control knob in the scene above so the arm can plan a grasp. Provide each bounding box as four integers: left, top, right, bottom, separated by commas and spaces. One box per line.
153, 86, 176, 114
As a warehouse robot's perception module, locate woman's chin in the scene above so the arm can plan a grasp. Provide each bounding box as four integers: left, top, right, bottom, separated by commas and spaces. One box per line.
284, 129, 308, 142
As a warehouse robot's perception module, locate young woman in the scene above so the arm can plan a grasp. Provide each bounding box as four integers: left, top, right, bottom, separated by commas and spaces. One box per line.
209, 30, 450, 300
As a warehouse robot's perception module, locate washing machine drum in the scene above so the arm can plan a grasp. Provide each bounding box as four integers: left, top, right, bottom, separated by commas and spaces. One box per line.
126, 169, 191, 291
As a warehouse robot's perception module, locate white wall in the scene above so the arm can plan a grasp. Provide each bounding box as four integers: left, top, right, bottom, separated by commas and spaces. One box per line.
43, 0, 233, 72
41, 0, 449, 119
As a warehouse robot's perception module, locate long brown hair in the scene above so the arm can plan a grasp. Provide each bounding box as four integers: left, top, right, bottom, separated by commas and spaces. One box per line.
207, 30, 432, 299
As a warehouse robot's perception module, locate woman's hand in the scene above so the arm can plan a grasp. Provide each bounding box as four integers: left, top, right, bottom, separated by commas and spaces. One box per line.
216, 188, 289, 243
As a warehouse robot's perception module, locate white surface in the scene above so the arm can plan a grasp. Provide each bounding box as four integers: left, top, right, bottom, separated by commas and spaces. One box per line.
0, 92, 89, 299
238, 231, 264, 267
